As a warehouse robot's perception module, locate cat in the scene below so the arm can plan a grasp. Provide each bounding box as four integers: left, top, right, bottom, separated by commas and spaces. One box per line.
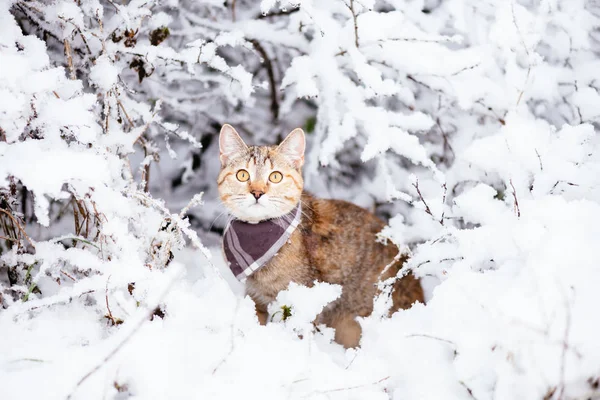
217, 124, 424, 348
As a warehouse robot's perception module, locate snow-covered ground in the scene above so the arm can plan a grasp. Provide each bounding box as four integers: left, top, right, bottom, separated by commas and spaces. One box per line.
0, 248, 426, 399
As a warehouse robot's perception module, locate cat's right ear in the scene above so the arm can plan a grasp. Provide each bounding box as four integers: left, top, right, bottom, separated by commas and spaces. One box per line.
219, 124, 247, 165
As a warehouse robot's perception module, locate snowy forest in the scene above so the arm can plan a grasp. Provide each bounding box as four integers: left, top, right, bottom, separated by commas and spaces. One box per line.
1, 0, 600, 398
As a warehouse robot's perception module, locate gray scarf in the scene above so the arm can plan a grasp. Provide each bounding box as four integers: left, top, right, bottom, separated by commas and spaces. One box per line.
223, 204, 302, 282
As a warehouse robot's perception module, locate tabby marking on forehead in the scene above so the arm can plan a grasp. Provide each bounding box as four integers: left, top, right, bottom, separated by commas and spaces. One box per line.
218, 128, 305, 224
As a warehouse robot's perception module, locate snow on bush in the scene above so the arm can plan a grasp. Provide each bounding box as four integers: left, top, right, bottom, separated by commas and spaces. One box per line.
2, 0, 600, 399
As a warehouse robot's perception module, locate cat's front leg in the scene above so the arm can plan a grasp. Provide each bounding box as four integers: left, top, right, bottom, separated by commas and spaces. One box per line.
246, 287, 270, 325
255, 302, 268, 325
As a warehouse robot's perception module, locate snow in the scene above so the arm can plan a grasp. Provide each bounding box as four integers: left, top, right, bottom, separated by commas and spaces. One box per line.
2, 0, 600, 399
89, 55, 119, 91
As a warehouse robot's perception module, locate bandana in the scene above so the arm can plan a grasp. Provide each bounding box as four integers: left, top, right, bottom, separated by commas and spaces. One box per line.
223, 204, 302, 282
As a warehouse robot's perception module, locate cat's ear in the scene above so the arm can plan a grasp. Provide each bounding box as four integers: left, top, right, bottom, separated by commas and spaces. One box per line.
219, 124, 247, 165
277, 128, 305, 168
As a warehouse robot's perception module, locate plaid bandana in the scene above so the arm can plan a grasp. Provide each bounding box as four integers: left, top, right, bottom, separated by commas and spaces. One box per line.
223, 204, 302, 282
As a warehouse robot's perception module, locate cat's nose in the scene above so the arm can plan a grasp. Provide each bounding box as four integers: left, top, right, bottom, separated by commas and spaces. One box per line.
251, 190, 264, 200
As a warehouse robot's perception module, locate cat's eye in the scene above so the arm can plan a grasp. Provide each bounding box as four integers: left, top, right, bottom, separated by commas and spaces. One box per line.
269, 171, 283, 183
236, 169, 250, 182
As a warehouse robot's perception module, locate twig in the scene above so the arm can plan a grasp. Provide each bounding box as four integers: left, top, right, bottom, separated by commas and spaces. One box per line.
95, 9, 106, 55
511, 2, 532, 107
412, 179, 443, 225
250, 40, 279, 121
440, 182, 447, 225
212, 299, 241, 374
436, 118, 455, 162
60, 270, 77, 282
405, 333, 456, 348
460, 380, 478, 400
451, 63, 481, 76
231, 0, 237, 22
307, 376, 389, 397
0, 209, 35, 249
348, 0, 359, 48
535, 149, 543, 171
17, 290, 96, 314
378, 251, 407, 280
66, 267, 183, 399
116, 96, 135, 130
509, 179, 520, 217
102, 90, 111, 134
64, 39, 76, 80
344, 352, 359, 370
258, 7, 300, 19
413, 257, 462, 270
557, 293, 573, 400
105, 275, 117, 325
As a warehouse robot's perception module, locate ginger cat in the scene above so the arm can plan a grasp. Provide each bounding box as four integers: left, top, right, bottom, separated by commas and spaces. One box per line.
217, 124, 423, 348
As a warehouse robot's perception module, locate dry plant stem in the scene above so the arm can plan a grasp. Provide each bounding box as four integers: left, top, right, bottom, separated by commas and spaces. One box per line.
103, 91, 111, 134
141, 152, 151, 193
308, 376, 390, 397
413, 180, 432, 216
231, 0, 237, 22
0, 208, 35, 249
440, 183, 447, 224
0, 211, 19, 242
436, 118, 455, 160
66, 268, 183, 400
511, 2, 532, 107
116, 97, 135, 129
250, 40, 279, 121
413, 179, 444, 226
76, 200, 89, 237
404, 333, 456, 348
257, 8, 300, 19
460, 380, 478, 400
510, 179, 521, 217
348, 0, 359, 48
72, 201, 82, 237
95, 9, 106, 55
557, 295, 573, 400
64, 39, 76, 80
212, 299, 241, 374
60, 270, 76, 282
31, 291, 95, 313
378, 250, 406, 280
105, 276, 117, 325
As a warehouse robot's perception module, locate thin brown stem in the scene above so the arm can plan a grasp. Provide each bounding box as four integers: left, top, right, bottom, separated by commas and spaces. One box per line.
349, 0, 359, 47
509, 179, 521, 218
64, 39, 76, 80
0, 209, 35, 249
231, 0, 237, 22
105, 276, 117, 325
250, 40, 279, 121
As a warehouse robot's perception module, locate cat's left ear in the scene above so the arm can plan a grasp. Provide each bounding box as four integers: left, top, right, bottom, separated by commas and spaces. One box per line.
277, 128, 305, 168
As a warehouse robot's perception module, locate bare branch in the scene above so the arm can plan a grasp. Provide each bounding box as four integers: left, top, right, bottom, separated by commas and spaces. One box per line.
348, 0, 359, 48
66, 267, 183, 400
64, 39, 76, 80
509, 179, 521, 218
250, 40, 280, 121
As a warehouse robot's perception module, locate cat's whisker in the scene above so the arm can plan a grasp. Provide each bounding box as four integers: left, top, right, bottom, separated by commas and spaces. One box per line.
299, 200, 314, 222
209, 209, 229, 232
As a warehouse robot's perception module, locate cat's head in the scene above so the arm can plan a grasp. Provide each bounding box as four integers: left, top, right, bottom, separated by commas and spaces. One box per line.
217, 124, 305, 223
